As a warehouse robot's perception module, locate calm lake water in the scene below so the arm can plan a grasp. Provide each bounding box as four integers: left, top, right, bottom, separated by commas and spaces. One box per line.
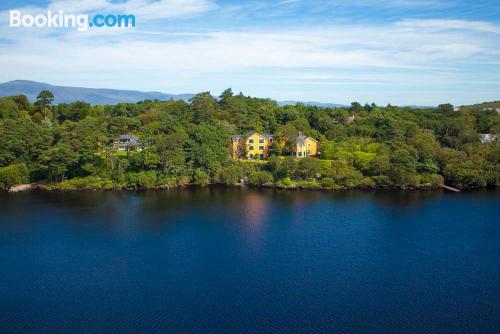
0, 188, 499, 333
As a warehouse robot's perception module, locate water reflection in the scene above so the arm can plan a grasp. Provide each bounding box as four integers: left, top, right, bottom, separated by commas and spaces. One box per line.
240, 192, 270, 230
1, 188, 497, 232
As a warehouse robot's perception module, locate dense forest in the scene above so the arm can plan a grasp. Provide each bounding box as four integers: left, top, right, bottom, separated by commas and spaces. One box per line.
0, 89, 498, 191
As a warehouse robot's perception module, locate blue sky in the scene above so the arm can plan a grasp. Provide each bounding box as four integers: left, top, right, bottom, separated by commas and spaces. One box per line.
0, 0, 499, 105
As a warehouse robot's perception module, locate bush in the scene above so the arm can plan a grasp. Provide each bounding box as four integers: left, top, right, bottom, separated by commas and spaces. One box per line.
54, 176, 111, 190
0, 163, 29, 191
295, 179, 321, 189
320, 177, 335, 189
177, 175, 190, 187
248, 170, 273, 186
193, 169, 210, 186
276, 177, 295, 187
126, 171, 157, 189
420, 173, 444, 186
327, 160, 364, 187
297, 157, 322, 178
443, 158, 491, 188
215, 165, 243, 186
360, 176, 375, 188
372, 175, 391, 187
155, 174, 177, 188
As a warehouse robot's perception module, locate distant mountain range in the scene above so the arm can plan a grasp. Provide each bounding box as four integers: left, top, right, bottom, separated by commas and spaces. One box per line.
0, 80, 346, 107
0, 80, 195, 105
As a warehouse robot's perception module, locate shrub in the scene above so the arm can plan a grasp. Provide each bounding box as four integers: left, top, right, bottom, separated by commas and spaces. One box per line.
0, 163, 29, 191
420, 173, 444, 186
372, 175, 391, 187
54, 176, 111, 190
215, 165, 243, 186
155, 174, 177, 188
193, 169, 210, 186
177, 175, 190, 187
126, 171, 157, 189
248, 170, 273, 186
320, 177, 335, 189
295, 179, 321, 189
360, 176, 375, 188
328, 160, 364, 187
276, 177, 295, 187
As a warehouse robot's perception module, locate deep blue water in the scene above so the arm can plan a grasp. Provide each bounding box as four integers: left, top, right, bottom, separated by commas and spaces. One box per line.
0, 189, 499, 333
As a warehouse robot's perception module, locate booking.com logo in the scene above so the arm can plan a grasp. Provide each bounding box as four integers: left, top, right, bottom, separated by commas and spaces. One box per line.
9, 10, 135, 31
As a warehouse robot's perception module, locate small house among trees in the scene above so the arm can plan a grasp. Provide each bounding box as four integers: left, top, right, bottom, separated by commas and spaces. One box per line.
113, 134, 140, 151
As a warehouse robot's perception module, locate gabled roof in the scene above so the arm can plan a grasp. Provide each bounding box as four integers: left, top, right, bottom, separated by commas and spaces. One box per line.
119, 134, 138, 140
119, 134, 139, 145
246, 131, 267, 139
232, 133, 273, 141
297, 134, 318, 144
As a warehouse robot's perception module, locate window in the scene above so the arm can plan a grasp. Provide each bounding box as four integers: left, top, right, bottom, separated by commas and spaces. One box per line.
249, 154, 254, 159
298, 152, 303, 157
249, 139, 254, 144
259, 139, 264, 143
259, 154, 264, 159
306, 150, 311, 155
259, 146, 264, 150
249, 146, 254, 150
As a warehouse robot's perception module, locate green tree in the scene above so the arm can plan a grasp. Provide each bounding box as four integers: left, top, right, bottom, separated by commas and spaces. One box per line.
156, 132, 187, 175
389, 149, 417, 185
190, 92, 219, 123
268, 141, 282, 157
35, 90, 54, 117
41, 143, 80, 181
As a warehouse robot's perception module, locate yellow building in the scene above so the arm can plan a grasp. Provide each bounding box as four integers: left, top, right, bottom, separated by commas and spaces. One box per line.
292, 132, 318, 158
231, 132, 274, 159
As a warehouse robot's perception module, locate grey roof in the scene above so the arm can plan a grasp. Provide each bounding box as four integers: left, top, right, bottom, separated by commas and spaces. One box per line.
296, 135, 307, 144
231, 135, 241, 141
245, 132, 273, 140
296, 134, 318, 144
119, 134, 138, 140
119, 134, 139, 145
263, 134, 274, 140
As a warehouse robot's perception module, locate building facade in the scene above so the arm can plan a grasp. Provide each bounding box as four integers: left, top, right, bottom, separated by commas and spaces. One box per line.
231, 132, 274, 159
113, 134, 139, 151
292, 133, 318, 158
231, 132, 318, 159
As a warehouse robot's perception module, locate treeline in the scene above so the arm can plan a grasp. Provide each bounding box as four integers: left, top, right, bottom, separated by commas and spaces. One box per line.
0, 89, 498, 191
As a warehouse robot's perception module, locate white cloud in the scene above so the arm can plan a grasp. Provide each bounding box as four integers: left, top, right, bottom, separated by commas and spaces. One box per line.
396, 19, 500, 34
0, 15, 499, 104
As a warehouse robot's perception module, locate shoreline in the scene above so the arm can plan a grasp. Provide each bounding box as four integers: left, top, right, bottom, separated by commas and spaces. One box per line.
7, 182, 476, 193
